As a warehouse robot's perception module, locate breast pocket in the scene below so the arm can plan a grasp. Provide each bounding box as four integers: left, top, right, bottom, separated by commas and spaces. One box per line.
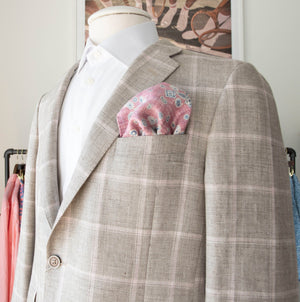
115, 133, 189, 155
90, 134, 189, 228
94, 134, 189, 229
113, 133, 188, 180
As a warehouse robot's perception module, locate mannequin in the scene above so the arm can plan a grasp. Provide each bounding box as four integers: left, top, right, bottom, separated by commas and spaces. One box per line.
88, 6, 151, 44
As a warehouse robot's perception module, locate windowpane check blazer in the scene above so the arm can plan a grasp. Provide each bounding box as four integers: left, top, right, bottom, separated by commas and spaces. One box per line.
12, 39, 299, 301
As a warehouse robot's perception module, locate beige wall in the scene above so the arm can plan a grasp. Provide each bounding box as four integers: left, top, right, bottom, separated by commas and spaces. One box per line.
0, 0, 78, 201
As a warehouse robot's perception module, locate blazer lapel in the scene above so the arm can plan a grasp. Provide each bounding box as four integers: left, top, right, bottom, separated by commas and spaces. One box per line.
51, 39, 182, 231
41, 62, 79, 228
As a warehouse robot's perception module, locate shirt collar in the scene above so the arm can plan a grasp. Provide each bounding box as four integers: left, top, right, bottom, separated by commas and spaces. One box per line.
77, 21, 159, 74
77, 39, 96, 73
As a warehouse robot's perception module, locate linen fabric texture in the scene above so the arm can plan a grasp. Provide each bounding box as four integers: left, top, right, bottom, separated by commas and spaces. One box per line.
11, 39, 298, 301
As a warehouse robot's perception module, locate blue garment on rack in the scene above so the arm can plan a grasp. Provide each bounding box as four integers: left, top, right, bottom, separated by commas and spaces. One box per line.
290, 174, 300, 281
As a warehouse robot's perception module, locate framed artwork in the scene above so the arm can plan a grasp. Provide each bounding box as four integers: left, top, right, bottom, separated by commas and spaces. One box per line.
76, 0, 244, 60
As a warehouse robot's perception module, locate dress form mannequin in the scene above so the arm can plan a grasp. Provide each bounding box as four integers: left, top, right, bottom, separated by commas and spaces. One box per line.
88, 6, 152, 45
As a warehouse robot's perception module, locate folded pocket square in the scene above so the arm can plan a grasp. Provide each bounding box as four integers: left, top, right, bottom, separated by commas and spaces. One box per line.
116, 82, 192, 137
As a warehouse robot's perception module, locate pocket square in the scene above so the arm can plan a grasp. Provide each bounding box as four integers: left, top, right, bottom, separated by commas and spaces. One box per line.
116, 82, 192, 137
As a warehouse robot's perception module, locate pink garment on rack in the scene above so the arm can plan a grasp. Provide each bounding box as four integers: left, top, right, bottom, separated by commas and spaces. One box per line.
0, 174, 21, 302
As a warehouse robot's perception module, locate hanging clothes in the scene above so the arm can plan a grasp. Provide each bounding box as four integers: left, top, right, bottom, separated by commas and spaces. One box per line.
18, 178, 24, 229
290, 173, 300, 281
0, 174, 22, 302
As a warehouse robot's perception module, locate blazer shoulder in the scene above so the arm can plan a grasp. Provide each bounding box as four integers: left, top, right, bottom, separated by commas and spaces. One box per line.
179, 48, 242, 69
171, 48, 244, 89
39, 61, 79, 106
39, 82, 61, 106
227, 61, 273, 95
174, 49, 271, 93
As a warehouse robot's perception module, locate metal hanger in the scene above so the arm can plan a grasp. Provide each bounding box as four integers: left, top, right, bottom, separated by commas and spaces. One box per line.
286, 147, 296, 176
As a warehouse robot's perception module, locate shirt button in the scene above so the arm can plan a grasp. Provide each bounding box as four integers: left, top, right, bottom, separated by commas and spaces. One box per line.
48, 255, 61, 269
93, 50, 102, 59
85, 77, 95, 86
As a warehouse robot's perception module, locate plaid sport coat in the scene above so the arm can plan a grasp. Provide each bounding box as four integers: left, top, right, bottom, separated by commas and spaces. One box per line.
11, 39, 299, 301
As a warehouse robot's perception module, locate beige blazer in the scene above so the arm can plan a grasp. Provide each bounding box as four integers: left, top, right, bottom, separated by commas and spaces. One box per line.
12, 39, 299, 301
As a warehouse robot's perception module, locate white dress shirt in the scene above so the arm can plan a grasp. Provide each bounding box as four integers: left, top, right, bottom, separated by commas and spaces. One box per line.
58, 21, 159, 202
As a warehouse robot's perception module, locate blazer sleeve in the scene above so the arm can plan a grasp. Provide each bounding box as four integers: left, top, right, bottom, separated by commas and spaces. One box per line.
204, 62, 299, 301
11, 96, 42, 301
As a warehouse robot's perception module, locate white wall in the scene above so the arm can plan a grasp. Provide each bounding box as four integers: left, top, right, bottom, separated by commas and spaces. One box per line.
0, 0, 78, 202
243, 0, 300, 176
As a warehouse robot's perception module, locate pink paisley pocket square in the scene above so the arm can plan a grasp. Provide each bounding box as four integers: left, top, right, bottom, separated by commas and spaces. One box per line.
116, 82, 192, 137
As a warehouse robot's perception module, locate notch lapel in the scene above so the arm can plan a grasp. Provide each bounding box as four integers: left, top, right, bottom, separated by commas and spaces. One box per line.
50, 39, 182, 231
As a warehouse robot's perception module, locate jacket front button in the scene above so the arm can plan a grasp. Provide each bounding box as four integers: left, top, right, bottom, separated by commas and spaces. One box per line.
48, 255, 61, 269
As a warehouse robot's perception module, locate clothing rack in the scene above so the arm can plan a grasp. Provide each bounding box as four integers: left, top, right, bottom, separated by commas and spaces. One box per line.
286, 147, 296, 175
4, 148, 27, 186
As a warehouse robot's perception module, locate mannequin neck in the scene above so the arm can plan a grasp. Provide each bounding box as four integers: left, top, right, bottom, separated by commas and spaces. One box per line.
88, 6, 151, 45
